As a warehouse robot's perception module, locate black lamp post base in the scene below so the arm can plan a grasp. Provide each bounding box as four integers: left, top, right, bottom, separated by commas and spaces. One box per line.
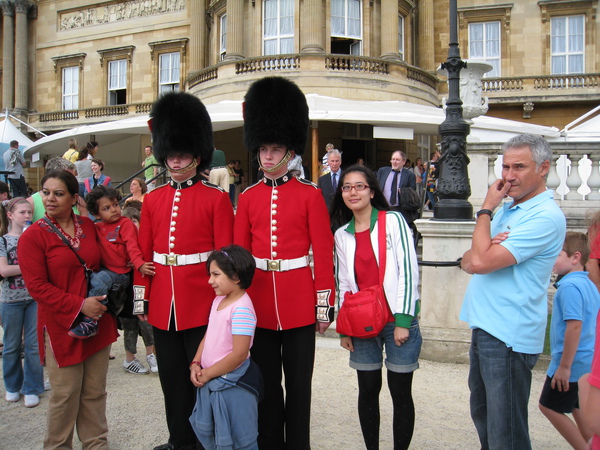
432, 199, 473, 221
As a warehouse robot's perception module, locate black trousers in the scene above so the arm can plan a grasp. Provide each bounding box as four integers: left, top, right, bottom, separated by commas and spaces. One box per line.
251, 324, 316, 450
9, 175, 27, 198
153, 321, 206, 449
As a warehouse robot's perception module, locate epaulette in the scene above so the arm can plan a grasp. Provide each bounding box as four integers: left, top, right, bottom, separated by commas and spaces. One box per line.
242, 182, 262, 194
295, 177, 318, 189
202, 180, 226, 192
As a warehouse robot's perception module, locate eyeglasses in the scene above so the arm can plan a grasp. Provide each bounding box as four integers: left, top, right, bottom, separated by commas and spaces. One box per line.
341, 184, 369, 192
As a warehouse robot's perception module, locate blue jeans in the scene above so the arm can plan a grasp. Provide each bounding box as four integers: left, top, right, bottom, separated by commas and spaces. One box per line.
468, 328, 539, 450
89, 268, 130, 304
0, 300, 44, 395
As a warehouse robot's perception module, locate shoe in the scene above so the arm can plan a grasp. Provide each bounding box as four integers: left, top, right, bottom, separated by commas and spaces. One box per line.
153, 444, 175, 450
68, 317, 98, 339
44, 378, 51, 391
122, 358, 149, 374
24, 394, 39, 408
146, 353, 159, 373
6, 391, 20, 402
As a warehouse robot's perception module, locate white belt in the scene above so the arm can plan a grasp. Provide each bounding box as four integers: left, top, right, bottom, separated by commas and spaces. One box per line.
254, 255, 309, 272
153, 251, 211, 266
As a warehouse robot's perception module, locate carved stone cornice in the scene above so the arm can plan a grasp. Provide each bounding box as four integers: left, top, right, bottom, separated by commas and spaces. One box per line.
97, 46, 135, 67
538, 0, 596, 23
0, 1, 15, 17
148, 38, 188, 60
458, 3, 513, 30
51, 53, 87, 73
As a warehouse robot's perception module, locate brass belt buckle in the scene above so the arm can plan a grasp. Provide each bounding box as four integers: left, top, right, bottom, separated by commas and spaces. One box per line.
267, 259, 281, 271
166, 254, 177, 266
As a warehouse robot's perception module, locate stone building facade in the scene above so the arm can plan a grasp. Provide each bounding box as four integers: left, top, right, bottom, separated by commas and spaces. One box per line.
0, 0, 598, 184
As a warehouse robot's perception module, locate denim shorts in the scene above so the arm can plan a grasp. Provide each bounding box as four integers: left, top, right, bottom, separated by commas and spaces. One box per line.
349, 319, 422, 373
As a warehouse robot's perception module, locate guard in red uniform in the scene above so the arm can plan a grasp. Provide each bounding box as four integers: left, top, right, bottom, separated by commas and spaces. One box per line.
134, 92, 234, 450
234, 77, 335, 449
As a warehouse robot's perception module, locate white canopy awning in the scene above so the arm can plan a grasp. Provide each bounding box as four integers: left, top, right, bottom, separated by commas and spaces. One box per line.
24, 94, 560, 160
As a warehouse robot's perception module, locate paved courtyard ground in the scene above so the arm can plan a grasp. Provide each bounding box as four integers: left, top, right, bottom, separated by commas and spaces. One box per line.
0, 334, 571, 449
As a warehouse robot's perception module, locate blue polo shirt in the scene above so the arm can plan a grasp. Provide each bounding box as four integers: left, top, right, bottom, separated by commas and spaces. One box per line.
548, 271, 600, 381
460, 189, 566, 354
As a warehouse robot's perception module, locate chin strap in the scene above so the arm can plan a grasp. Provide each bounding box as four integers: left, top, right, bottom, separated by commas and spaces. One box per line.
259, 150, 292, 174
167, 158, 199, 174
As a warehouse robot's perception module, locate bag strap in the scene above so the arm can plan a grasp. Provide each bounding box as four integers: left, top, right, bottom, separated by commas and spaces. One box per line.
377, 210, 386, 287
42, 216, 91, 280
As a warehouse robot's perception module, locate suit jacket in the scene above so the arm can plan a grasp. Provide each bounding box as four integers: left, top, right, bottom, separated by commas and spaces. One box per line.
317, 170, 341, 210
376, 167, 416, 192
377, 167, 418, 223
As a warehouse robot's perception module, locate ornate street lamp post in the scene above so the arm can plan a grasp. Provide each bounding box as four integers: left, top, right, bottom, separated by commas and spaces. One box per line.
434, 0, 473, 220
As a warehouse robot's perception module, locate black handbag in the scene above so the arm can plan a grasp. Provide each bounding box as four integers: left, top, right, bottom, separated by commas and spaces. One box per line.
43, 217, 128, 316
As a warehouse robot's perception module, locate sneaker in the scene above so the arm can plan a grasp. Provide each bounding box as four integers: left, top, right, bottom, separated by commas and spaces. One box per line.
6, 391, 20, 402
24, 394, 39, 408
68, 317, 98, 339
146, 353, 159, 373
44, 378, 51, 391
122, 358, 149, 374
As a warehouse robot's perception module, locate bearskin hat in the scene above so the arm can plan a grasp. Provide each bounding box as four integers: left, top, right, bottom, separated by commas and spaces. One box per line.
243, 77, 309, 156
149, 92, 213, 171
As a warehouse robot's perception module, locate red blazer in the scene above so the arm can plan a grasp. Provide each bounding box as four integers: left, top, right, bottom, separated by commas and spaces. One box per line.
19, 215, 118, 367
135, 176, 234, 331
234, 175, 335, 330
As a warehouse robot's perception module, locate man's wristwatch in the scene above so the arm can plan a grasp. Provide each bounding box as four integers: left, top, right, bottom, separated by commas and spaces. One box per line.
476, 209, 493, 220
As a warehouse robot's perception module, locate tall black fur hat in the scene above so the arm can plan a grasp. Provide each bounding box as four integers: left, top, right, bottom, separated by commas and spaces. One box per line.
243, 77, 309, 156
149, 92, 213, 171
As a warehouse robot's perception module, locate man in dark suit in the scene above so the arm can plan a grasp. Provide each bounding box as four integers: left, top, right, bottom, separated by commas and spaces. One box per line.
377, 150, 419, 236
317, 149, 342, 209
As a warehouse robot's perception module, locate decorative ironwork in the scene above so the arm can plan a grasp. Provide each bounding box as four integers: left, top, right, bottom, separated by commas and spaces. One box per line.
435, 0, 473, 220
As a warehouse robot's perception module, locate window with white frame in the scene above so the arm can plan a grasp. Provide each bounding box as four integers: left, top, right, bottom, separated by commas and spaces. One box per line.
551, 15, 584, 74
331, 0, 362, 55
62, 66, 79, 110
108, 59, 127, 105
159, 52, 180, 94
220, 14, 227, 60
468, 21, 500, 77
398, 15, 405, 60
263, 0, 294, 55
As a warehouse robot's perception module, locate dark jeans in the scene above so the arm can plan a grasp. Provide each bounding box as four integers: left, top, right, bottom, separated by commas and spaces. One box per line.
251, 324, 315, 450
468, 328, 539, 450
153, 320, 206, 449
8, 175, 27, 198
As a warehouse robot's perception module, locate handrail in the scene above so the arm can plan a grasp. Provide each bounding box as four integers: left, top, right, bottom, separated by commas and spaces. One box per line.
417, 258, 462, 267
116, 164, 167, 203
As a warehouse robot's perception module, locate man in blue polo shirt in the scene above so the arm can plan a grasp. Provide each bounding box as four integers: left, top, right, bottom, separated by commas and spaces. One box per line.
460, 134, 566, 450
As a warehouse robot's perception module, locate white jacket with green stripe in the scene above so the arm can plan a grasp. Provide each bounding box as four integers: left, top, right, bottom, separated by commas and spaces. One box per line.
334, 209, 420, 329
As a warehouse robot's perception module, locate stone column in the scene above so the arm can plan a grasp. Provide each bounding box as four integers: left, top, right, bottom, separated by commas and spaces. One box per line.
380, 0, 400, 61
301, 0, 324, 53
224, 0, 244, 60
189, 0, 206, 71
418, 0, 435, 71
1, 1, 15, 110
14, 0, 29, 112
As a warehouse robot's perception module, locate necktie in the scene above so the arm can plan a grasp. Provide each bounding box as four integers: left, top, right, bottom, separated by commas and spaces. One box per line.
332, 172, 338, 192
390, 170, 399, 205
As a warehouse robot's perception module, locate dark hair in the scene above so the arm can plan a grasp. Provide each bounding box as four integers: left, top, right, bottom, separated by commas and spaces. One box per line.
563, 231, 590, 266
122, 206, 141, 223
329, 165, 389, 233
131, 178, 148, 194
206, 245, 256, 290
77, 147, 89, 161
87, 141, 99, 149
0, 181, 10, 198
85, 185, 122, 216
91, 159, 105, 171
10, 140, 18, 148
125, 199, 143, 211
41, 170, 79, 197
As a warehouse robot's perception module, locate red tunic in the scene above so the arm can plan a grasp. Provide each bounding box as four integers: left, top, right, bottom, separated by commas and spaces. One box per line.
96, 216, 145, 273
234, 174, 335, 330
135, 176, 234, 331
18, 215, 118, 367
